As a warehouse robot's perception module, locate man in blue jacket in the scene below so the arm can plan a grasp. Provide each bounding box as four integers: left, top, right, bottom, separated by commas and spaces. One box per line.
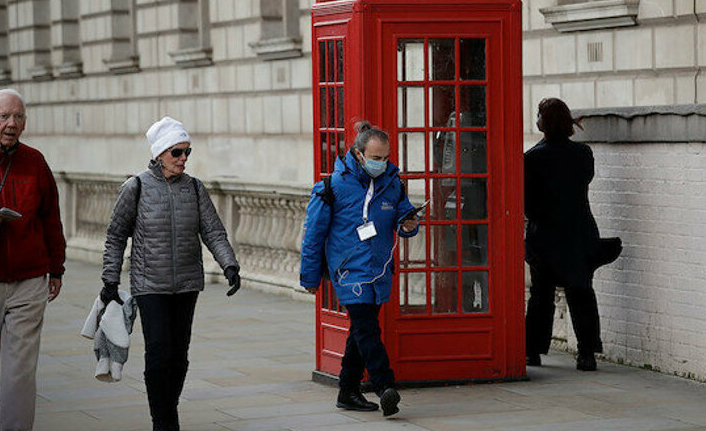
300, 121, 419, 417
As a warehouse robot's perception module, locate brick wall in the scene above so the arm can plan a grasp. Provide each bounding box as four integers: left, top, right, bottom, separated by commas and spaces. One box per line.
587, 141, 706, 380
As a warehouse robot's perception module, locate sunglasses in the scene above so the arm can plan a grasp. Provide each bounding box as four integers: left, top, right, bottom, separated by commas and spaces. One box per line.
170, 147, 192, 158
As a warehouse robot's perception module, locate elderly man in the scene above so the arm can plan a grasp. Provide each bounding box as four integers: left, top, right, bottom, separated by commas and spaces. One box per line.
0, 89, 66, 431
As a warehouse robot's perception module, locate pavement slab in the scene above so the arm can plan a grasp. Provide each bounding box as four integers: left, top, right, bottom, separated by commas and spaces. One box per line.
29, 260, 706, 431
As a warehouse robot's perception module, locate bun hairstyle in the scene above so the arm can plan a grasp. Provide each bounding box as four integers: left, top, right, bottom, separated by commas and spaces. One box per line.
351, 120, 389, 154
536, 98, 583, 139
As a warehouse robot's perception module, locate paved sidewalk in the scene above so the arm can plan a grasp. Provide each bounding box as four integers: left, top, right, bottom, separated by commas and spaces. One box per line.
34, 260, 706, 431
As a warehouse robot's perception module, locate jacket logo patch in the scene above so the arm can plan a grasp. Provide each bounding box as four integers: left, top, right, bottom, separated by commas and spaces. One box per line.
380, 201, 394, 211
180, 187, 191, 193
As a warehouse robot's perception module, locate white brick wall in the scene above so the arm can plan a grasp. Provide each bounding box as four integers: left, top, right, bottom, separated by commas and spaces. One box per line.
587, 142, 706, 380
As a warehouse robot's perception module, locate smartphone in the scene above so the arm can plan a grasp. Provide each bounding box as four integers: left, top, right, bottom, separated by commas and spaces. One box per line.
401, 199, 430, 221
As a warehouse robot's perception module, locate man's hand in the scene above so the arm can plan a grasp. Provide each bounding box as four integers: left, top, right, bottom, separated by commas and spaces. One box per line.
48, 277, 62, 302
401, 215, 419, 233
305, 286, 319, 294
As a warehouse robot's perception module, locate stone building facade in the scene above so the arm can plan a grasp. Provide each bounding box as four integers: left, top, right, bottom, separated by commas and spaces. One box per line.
3, 0, 706, 380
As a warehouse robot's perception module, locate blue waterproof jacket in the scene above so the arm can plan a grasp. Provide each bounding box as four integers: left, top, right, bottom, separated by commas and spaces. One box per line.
300, 152, 419, 305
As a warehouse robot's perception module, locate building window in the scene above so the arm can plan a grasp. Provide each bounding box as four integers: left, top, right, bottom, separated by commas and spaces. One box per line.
541, 0, 640, 33
51, 0, 82, 78
9, 0, 53, 81
250, 0, 302, 61
168, 0, 212, 68
102, 0, 139, 74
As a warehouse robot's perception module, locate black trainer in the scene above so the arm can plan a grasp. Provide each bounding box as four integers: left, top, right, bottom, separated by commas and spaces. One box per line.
379, 387, 401, 417
336, 389, 379, 411
576, 353, 597, 371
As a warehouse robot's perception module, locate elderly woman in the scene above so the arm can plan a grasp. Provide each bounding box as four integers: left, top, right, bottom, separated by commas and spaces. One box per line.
100, 116, 240, 431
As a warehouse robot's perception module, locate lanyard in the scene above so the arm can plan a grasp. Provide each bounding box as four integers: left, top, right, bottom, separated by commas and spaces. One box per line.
362, 179, 374, 222
0, 155, 14, 195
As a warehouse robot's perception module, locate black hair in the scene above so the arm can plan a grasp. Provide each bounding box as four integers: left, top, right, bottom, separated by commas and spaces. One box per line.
536, 98, 583, 139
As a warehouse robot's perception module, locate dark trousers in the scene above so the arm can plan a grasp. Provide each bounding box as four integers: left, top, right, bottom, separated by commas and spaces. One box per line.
525, 265, 602, 356
339, 303, 395, 394
136, 292, 199, 429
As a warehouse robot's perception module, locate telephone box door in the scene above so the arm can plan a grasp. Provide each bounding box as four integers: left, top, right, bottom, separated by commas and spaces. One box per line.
382, 18, 524, 382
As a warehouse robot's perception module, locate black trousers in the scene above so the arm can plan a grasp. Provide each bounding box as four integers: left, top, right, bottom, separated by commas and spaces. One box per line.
339, 303, 395, 394
136, 292, 199, 428
525, 265, 602, 356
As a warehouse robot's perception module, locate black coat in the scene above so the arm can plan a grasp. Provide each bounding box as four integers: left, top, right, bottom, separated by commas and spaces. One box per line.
524, 138, 599, 289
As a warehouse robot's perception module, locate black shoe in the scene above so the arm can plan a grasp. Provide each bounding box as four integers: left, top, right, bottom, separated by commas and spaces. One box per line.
526, 354, 541, 366
576, 353, 597, 371
336, 389, 379, 411
379, 387, 400, 417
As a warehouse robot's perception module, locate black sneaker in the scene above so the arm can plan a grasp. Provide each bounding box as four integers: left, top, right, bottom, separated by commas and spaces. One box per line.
379, 387, 401, 417
576, 353, 597, 371
336, 389, 379, 411
526, 354, 541, 366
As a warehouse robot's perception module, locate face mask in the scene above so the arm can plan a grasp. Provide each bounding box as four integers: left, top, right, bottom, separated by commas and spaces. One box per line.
362, 158, 387, 178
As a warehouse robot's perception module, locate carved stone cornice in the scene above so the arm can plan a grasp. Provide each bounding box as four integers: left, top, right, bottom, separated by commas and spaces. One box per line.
540, 0, 639, 33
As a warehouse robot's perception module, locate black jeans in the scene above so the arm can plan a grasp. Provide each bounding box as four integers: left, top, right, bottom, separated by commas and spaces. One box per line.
525, 265, 602, 356
339, 303, 395, 394
136, 292, 199, 429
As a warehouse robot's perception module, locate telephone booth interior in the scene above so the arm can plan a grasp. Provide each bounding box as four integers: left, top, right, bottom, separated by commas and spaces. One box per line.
311, 0, 524, 383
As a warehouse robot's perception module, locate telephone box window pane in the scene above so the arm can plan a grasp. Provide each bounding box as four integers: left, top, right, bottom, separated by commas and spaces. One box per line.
460, 86, 486, 127
431, 178, 457, 221
462, 271, 488, 313
429, 86, 455, 128
330, 133, 338, 171
400, 272, 427, 315
336, 40, 344, 81
462, 225, 488, 266
319, 88, 327, 128
327, 40, 335, 82
319, 41, 326, 82
460, 178, 487, 220
397, 39, 424, 82
429, 38, 455, 81
398, 86, 424, 128
460, 132, 487, 174
320, 133, 328, 173
327, 87, 335, 127
434, 130, 457, 174
431, 271, 457, 314
430, 225, 457, 268
400, 225, 426, 269
460, 39, 486, 81
399, 132, 425, 174
337, 132, 345, 158
336, 87, 344, 128
403, 178, 426, 207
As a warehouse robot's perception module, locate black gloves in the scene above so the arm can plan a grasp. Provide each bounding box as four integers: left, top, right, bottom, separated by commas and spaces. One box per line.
100, 283, 124, 305
224, 266, 241, 296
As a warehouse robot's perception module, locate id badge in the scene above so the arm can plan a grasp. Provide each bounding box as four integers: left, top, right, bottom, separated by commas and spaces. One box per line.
357, 221, 377, 241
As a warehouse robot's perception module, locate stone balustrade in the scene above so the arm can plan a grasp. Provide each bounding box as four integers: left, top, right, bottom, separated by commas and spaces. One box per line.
57, 173, 312, 299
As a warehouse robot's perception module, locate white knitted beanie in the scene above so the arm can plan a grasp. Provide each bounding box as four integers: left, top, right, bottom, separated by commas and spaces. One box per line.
146, 116, 191, 159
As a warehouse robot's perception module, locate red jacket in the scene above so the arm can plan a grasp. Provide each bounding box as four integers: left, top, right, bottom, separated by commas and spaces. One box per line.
0, 143, 66, 282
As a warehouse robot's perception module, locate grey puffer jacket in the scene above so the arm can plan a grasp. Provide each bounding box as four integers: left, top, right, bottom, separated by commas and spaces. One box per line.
101, 161, 238, 296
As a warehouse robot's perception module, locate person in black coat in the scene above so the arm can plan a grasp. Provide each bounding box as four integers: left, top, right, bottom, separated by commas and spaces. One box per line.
524, 98, 602, 371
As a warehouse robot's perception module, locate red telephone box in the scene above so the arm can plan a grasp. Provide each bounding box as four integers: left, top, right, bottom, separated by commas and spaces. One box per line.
311, 0, 524, 384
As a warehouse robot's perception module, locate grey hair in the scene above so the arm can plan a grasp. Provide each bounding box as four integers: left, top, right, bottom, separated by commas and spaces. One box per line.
0, 88, 26, 111
351, 121, 389, 154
